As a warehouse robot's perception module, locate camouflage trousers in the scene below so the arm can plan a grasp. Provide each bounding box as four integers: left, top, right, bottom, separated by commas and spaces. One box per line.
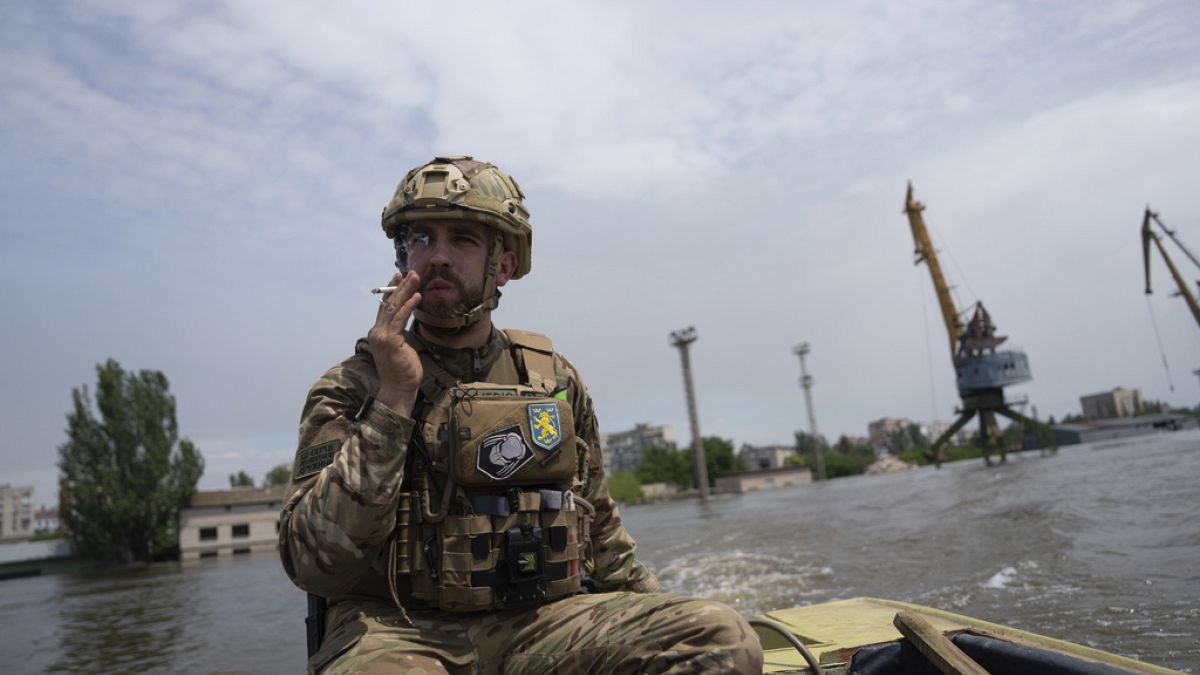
310, 593, 764, 674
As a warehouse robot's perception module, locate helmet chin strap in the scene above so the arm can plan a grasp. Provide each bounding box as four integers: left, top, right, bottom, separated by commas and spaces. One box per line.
413, 233, 505, 332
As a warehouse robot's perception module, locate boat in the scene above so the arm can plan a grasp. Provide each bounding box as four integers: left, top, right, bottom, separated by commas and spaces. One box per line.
751, 596, 1179, 674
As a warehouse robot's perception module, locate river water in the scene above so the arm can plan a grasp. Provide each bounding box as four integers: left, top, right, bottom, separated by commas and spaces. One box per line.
2, 432, 1197, 673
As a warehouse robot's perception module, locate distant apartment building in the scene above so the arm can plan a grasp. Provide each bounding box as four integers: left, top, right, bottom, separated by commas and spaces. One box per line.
1080, 387, 1143, 420
34, 506, 59, 532
0, 485, 34, 540
919, 421, 958, 445
740, 444, 794, 471
867, 417, 911, 447
178, 486, 286, 560
601, 422, 675, 475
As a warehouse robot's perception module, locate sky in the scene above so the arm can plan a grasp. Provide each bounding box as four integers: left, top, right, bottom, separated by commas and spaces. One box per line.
4, 0, 1200, 506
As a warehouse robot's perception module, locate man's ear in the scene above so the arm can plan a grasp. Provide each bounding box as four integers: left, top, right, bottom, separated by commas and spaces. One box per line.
495, 250, 519, 287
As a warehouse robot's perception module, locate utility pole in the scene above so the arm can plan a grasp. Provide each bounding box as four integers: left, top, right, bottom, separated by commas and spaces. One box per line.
670, 326, 709, 502
792, 342, 826, 481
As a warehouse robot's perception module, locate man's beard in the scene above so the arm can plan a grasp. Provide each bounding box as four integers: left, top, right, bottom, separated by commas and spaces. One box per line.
420, 268, 485, 321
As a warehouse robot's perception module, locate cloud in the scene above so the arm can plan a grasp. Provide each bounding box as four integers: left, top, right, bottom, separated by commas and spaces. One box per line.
4, 0, 1200, 504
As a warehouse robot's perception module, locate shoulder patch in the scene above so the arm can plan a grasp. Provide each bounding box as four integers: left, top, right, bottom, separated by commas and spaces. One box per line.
293, 440, 340, 481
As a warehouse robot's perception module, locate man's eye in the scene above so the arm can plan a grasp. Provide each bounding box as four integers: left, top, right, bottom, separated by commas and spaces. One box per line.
408, 234, 431, 249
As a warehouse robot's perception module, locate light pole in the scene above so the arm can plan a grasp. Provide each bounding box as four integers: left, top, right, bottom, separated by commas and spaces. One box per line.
792, 342, 826, 481
670, 326, 709, 502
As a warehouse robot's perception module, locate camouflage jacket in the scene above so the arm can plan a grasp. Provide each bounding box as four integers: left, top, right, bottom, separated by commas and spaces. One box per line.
279, 326, 660, 605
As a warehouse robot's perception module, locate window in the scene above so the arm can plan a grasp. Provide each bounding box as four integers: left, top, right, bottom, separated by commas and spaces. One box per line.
232, 547, 251, 555
199, 527, 217, 541
199, 551, 218, 559
232, 523, 250, 538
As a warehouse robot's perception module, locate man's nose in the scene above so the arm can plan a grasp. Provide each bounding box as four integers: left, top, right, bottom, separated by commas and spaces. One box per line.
426, 237, 454, 266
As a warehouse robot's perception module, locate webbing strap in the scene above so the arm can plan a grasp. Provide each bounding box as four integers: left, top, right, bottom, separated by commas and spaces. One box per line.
470, 490, 569, 516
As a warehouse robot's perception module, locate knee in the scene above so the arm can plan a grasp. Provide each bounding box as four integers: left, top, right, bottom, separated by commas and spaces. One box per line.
673, 599, 765, 673
708, 602, 765, 671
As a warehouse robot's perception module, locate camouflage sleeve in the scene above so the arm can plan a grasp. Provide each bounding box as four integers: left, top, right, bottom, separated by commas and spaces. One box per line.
278, 358, 413, 598
559, 355, 662, 594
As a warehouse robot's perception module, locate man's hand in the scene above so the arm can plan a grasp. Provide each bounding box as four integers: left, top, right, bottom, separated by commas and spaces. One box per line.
367, 271, 423, 416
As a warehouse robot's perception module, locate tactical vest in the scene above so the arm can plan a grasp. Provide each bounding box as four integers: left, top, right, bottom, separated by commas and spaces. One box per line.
388, 329, 594, 612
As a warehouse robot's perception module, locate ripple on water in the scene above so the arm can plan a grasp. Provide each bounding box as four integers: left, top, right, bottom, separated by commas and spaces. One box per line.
654, 550, 835, 616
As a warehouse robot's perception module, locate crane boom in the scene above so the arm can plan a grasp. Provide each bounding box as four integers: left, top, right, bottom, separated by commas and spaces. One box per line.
904, 182, 963, 361
1142, 207, 1200, 329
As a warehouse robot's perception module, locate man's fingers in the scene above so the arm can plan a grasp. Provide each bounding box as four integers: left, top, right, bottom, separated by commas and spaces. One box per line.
388, 291, 421, 332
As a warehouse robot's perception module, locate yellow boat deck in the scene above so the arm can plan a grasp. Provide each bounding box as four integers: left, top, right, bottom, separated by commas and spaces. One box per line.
754, 597, 1178, 674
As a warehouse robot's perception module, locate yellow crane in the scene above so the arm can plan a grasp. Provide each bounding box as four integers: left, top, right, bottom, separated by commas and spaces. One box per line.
903, 183, 1052, 466
1141, 206, 1200, 329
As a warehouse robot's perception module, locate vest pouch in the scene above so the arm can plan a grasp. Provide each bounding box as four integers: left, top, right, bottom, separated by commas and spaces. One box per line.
448, 385, 577, 488
392, 492, 415, 575
431, 514, 495, 612
540, 507, 582, 600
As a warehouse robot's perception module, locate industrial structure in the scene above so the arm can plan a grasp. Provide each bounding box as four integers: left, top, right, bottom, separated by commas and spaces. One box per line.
669, 326, 709, 501
1141, 206, 1200, 329
791, 342, 826, 480
903, 183, 1050, 466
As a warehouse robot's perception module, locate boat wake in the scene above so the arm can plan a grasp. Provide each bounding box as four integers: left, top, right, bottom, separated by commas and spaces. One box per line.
654, 550, 834, 616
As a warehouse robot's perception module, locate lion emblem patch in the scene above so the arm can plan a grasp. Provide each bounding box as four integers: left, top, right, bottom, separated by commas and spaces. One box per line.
528, 403, 562, 451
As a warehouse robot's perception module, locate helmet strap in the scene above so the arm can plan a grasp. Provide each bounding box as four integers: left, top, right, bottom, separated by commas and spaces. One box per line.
412, 233, 505, 332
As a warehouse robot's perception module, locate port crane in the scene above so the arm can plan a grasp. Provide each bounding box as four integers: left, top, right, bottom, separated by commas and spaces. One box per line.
1141, 206, 1200, 329
903, 183, 1051, 466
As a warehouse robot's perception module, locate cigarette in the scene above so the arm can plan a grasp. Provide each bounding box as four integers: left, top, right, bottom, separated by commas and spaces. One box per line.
370, 286, 398, 294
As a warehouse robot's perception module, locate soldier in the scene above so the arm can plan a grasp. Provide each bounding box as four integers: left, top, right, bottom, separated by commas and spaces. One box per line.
279, 156, 764, 674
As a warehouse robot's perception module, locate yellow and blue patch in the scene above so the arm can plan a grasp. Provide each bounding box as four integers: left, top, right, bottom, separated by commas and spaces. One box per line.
527, 402, 562, 451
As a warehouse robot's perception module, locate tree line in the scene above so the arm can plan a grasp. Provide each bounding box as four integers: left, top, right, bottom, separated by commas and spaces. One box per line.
606, 424, 996, 504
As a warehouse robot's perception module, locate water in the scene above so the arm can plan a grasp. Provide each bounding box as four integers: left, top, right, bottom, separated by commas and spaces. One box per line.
1, 432, 1197, 673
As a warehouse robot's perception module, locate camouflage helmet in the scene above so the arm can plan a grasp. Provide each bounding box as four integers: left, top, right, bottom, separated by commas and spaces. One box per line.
382, 156, 532, 279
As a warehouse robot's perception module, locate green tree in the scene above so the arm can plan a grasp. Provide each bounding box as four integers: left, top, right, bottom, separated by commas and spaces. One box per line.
264, 463, 292, 487
682, 436, 745, 488
793, 431, 828, 466
57, 360, 204, 562
823, 435, 876, 478
606, 472, 644, 504
637, 444, 692, 488
229, 470, 254, 488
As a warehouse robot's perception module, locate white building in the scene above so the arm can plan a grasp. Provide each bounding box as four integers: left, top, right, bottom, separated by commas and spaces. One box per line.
739, 444, 794, 471
601, 422, 675, 475
178, 486, 287, 560
34, 506, 59, 532
0, 485, 34, 540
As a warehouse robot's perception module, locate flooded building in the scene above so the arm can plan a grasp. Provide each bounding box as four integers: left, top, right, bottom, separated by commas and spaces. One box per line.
714, 466, 812, 494
178, 486, 286, 560
739, 444, 794, 470
601, 422, 675, 475
1052, 412, 1196, 446
0, 485, 34, 540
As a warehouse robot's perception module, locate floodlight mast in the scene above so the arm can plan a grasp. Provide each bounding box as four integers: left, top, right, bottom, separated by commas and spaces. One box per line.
670, 326, 709, 502
792, 342, 826, 480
